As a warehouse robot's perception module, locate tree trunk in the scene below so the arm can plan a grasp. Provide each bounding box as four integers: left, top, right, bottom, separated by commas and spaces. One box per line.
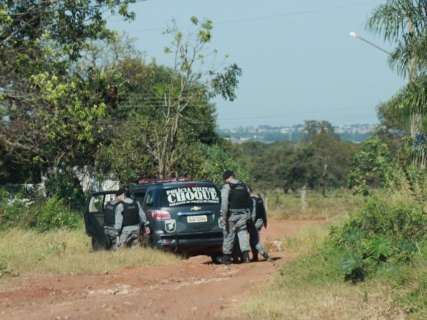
408, 18, 425, 169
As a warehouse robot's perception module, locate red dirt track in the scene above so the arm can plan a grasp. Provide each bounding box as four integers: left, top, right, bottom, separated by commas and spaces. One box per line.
0, 220, 323, 320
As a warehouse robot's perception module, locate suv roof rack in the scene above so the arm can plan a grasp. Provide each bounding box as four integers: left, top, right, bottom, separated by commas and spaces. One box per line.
137, 177, 193, 185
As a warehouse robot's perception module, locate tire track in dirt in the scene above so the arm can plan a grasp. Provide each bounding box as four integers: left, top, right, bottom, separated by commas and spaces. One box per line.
0, 219, 324, 320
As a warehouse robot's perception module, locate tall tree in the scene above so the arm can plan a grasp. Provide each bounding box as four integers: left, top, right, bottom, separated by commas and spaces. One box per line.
368, 0, 427, 167
139, 17, 241, 178
0, 1, 135, 180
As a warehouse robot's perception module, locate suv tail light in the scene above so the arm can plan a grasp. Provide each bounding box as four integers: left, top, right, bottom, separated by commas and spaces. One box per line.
151, 210, 171, 221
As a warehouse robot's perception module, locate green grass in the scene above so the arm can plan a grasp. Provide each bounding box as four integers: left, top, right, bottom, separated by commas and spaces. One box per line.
0, 227, 180, 278
241, 192, 427, 320
242, 224, 405, 320
264, 189, 363, 220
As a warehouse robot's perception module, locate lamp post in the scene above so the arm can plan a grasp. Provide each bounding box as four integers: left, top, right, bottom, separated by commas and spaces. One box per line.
350, 32, 425, 168
349, 32, 392, 55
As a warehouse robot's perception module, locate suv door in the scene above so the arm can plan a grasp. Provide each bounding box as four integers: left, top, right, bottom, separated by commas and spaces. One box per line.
84, 191, 116, 250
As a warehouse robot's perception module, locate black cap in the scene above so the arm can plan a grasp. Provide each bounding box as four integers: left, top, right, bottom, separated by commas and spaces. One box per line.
223, 170, 234, 180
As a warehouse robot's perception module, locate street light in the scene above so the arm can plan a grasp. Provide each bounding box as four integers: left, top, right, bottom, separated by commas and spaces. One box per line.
349, 31, 392, 55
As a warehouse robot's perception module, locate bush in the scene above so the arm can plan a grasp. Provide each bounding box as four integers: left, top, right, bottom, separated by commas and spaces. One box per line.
32, 196, 81, 231
348, 137, 397, 195
0, 191, 81, 231
329, 195, 427, 282
45, 169, 86, 210
0, 189, 34, 229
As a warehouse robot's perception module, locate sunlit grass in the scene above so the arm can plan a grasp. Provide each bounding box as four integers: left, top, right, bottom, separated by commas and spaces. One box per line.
240, 223, 405, 320
239, 190, 427, 320
265, 189, 363, 220
0, 227, 180, 278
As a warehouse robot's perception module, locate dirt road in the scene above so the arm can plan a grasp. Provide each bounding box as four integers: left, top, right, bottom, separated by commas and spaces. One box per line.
0, 219, 322, 320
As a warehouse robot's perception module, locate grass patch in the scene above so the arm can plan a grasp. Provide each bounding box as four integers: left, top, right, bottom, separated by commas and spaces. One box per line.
0, 227, 180, 278
244, 278, 403, 320
265, 189, 363, 220
243, 192, 427, 320
242, 224, 404, 320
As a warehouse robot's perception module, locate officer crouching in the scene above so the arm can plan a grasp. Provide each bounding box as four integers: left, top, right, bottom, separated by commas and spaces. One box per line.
104, 188, 149, 249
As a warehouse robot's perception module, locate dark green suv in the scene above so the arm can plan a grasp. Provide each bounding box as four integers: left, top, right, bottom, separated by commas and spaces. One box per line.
84, 179, 224, 261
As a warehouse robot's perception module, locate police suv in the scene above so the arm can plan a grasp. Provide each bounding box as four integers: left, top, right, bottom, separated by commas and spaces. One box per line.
84, 178, 224, 262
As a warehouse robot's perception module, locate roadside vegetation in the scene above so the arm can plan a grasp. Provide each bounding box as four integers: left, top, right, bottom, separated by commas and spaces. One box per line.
1, 3, 427, 318
242, 1, 427, 317
244, 191, 427, 320
0, 188, 179, 279
244, 223, 403, 320
0, 227, 179, 278
264, 189, 363, 221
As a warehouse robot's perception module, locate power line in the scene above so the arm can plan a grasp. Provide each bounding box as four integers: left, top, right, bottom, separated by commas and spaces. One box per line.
124, 0, 375, 33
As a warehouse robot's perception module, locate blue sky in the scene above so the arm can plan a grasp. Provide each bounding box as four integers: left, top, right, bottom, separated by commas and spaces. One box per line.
108, 0, 405, 129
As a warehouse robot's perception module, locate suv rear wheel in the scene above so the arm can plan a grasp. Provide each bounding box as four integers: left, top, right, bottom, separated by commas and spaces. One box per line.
91, 237, 105, 251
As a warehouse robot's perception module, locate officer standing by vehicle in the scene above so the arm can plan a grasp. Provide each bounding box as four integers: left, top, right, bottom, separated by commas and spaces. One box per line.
221, 170, 252, 264
104, 188, 149, 249
248, 194, 271, 261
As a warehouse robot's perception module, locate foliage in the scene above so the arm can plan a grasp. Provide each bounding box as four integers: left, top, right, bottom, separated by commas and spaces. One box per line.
367, 0, 427, 76
0, 189, 34, 229
379, 76, 427, 132
243, 223, 403, 320
329, 195, 427, 283
198, 143, 250, 185
368, 0, 427, 168
348, 136, 397, 194
244, 193, 427, 319
377, 75, 427, 170
44, 169, 86, 210
0, 191, 80, 231
134, 17, 241, 178
0, 1, 134, 169
32, 196, 81, 232
232, 121, 358, 192
91, 18, 241, 181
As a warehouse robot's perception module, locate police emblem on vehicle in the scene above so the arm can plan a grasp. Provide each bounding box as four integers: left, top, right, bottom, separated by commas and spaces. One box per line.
190, 206, 202, 211
165, 219, 176, 233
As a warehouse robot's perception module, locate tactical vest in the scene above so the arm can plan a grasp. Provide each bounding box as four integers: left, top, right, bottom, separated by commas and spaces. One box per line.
104, 202, 116, 227
122, 202, 140, 226
103, 201, 140, 228
228, 182, 252, 211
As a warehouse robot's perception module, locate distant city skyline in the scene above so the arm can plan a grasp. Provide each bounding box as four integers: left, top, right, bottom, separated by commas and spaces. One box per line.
220, 122, 376, 143
108, 0, 405, 129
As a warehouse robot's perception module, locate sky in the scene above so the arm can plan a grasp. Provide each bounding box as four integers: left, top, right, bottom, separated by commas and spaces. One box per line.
108, 0, 405, 129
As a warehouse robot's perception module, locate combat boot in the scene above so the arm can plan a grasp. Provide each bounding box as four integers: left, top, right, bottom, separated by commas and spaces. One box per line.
222, 254, 232, 265
242, 251, 250, 263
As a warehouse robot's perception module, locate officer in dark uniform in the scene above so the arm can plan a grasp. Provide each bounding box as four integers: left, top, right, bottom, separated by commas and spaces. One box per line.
104, 188, 149, 249
221, 170, 252, 264
248, 194, 271, 261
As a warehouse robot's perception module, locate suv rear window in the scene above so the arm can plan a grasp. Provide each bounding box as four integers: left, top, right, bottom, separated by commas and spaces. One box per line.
159, 184, 220, 207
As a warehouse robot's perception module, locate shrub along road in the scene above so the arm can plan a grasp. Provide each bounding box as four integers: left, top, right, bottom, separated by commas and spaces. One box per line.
0, 219, 323, 320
